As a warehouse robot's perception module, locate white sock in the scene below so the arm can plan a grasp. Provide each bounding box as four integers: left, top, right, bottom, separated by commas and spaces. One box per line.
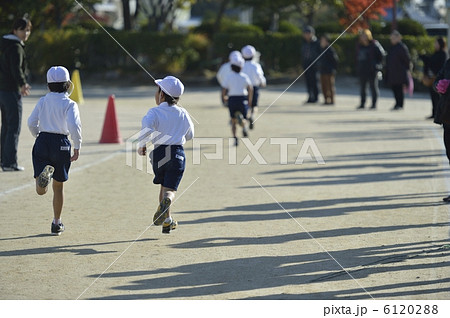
53, 218, 61, 225
164, 217, 172, 224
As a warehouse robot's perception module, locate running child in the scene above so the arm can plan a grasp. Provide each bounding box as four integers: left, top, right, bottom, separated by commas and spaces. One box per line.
241, 45, 266, 129
27, 66, 82, 235
222, 54, 253, 146
216, 50, 242, 106
137, 76, 194, 234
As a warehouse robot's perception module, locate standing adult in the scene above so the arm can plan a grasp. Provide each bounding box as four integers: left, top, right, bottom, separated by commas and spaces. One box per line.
0, 17, 32, 171
420, 37, 447, 119
355, 29, 385, 110
318, 34, 338, 105
301, 26, 321, 104
385, 30, 411, 111
433, 58, 450, 201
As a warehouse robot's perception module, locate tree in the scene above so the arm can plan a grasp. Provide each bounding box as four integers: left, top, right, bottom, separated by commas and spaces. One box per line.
340, 0, 395, 33
0, 0, 100, 30
138, 0, 196, 31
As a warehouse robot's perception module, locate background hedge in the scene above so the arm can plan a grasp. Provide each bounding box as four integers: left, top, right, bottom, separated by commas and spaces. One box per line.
17, 28, 436, 83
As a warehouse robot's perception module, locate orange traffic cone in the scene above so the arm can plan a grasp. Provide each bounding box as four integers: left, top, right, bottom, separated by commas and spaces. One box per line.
99, 95, 122, 143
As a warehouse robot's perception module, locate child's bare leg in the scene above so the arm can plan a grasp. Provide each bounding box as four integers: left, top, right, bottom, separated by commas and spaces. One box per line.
52, 180, 64, 221
231, 118, 237, 138
35, 178, 48, 195
160, 185, 176, 218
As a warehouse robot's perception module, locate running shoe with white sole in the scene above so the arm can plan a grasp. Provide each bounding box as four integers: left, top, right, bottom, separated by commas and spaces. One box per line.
162, 219, 178, 234
153, 197, 171, 226
38, 165, 54, 188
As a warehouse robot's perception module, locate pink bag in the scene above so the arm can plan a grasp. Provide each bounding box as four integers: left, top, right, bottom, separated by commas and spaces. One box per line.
404, 71, 414, 97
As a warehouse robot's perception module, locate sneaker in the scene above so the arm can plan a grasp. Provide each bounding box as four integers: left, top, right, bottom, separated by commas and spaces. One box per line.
51, 222, 65, 236
356, 105, 364, 110
153, 197, 171, 226
162, 219, 178, 234
243, 127, 249, 137
38, 165, 54, 188
234, 111, 244, 127
2, 165, 25, 172
234, 137, 239, 146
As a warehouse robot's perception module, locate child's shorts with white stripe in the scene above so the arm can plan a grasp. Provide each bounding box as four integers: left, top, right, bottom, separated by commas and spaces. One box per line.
32, 132, 71, 182
150, 145, 185, 191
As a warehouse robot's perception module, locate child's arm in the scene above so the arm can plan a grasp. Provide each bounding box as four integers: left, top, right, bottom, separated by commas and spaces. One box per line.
222, 87, 228, 105
185, 112, 195, 141
27, 98, 42, 137
247, 85, 253, 107
138, 110, 156, 156
67, 102, 82, 153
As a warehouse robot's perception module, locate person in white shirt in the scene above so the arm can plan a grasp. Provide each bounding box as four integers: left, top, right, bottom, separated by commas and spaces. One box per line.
216, 50, 242, 106
27, 66, 82, 235
241, 45, 266, 129
222, 54, 253, 146
138, 76, 194, 234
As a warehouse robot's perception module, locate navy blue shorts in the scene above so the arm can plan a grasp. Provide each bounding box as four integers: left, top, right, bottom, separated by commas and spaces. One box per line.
32, 132, 71, 182
228, 96, 248, 119
251, 86, 260, 107
150, 145, 185, 191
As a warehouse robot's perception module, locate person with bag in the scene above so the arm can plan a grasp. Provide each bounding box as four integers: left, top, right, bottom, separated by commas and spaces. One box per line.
420, 37, 447, 119
433, 58, 450, 202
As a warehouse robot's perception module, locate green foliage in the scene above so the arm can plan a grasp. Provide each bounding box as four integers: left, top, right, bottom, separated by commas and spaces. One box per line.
21, 28, 436, 81
315, 21, 344, 35
278, 21, 302, 34
25, 29, 210, 80
381, 18, 427, 36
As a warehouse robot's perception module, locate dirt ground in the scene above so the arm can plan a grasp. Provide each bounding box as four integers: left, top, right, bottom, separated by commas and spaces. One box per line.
0, 78, 449, 300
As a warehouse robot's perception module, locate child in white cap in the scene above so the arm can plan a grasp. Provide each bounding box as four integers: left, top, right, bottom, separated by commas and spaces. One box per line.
27, 66, 82, 235
241, 45, 266, 129
217, 50, 243, 106
222, 54, 253, 146
138, 76, 194, 234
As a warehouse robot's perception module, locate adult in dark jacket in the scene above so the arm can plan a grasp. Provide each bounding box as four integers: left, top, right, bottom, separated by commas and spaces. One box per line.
385, 30, 411, 111
433, 58, 450, 201
0, 17, 32, 171
318, 34, 338, 105
301, 26, 321, 104
355, 29, 385, 110
420, 37, 447, 119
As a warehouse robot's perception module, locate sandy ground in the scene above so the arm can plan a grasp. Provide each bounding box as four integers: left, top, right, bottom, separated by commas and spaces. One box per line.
0, 77, 449, 300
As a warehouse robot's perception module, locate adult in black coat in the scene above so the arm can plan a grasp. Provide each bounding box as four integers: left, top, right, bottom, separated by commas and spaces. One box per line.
301, 26, 321, 104
0, 17, 32, 171
420, 37, 448, 119
433, 58, 450, 201
355, 29, 385, 110
385, 30, 411, 110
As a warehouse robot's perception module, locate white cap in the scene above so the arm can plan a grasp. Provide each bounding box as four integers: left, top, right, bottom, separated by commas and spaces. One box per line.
47, 66, 70, 83
155, 76, 184, 98
230, 54, 244, 68
241, 45, 256, 59
228, 50, 242, 60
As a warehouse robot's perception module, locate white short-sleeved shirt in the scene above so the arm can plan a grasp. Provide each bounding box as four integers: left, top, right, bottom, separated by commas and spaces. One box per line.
216, 62, 232, 87
242, 61, 266, 87
27, 92, 82, 149
140, 102, 194, 147
222, 71, 252, 96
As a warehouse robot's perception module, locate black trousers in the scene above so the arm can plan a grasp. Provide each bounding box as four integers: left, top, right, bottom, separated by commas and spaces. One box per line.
429, 87, 440, 118
444, 124, 450, 164
391, 84, 404, 108
359, 72, 378, 107
304, 66, 318, 102
0, 90, 22, 167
